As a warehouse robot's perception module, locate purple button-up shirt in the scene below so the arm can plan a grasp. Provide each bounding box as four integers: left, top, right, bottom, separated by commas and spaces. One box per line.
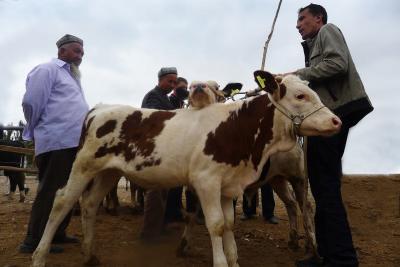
22, 58, 89, 156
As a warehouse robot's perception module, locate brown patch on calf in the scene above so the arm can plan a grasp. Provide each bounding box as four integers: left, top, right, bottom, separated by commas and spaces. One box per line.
78, 109, 96, 151
94, 111, 176, 167
203, 95, 275, 170
279, 83, 287, 99
96, 120, 117, 138
135, 157, 161, 171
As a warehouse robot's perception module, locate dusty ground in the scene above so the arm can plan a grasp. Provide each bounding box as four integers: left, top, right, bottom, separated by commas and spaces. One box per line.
0, 174, 399, 267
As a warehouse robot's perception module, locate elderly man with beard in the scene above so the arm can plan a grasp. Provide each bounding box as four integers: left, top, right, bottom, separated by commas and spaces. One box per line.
19, 34, 89, 254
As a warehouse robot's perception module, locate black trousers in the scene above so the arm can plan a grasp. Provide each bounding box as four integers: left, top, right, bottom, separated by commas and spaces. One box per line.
307, 124, 358, 267
242, 183, 275, 219
164, 186, 183, 222
5, 170, 25, 192
185, 189, 197, 213
23, 148, 77, 247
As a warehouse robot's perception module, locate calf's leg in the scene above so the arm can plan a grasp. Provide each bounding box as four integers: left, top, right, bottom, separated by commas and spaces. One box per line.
270, 177, 300, 250
176, 209, 196, 257
81, 173, 119, 265
31, 167, 95, 267
194, 181, 228, 267
177, 190, 198, 256
291, 176, 318, 258
221, 196, 239, 267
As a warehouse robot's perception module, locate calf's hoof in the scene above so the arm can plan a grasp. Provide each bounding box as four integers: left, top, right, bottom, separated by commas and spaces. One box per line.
84, 255, 101, 266
288, 230, 300, 250
31, 254, 46, 267
176, 238, 190, 257
304, 241, 318, 255
105, 208, 118, 216
227, 259, 240, 267
288, 239, 300, 251
130, 205, 144, 215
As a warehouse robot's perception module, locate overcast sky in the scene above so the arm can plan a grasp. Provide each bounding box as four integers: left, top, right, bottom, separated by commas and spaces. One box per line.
1, 0, 399, 174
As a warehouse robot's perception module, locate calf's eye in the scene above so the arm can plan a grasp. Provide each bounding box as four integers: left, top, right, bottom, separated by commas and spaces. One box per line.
296, 94, 305, 100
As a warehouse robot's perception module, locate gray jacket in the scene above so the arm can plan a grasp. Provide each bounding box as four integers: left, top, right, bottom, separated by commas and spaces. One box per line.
141, 86, 175, 110
296, 23, 373, 127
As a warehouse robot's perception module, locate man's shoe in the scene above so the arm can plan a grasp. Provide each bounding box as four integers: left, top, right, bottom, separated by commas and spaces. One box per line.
195, 214, 205, 225
8, 191, 15, 200
139, 232, 161, 244
19, 191, 26, 202
265, 215, 279, 224
295, 256, 324, 267
239, 214, 255, 221
19, 243, 35, 253
19, 243, 64, 254
165, 214, 185, 224
52, 235, 79, 244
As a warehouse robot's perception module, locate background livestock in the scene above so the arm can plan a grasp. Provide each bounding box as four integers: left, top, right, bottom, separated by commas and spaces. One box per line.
0, 174, 399, 267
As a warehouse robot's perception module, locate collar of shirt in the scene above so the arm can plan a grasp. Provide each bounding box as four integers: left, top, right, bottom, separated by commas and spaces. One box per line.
52, 58, 69, 68
52, 58, 82, 88
52, 58, 76, 75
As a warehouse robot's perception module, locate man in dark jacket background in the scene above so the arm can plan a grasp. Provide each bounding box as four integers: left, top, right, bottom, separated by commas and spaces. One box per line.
140, 67, 179, 240
169, 77, 189, 109
292, 4, 373, 267
164, 76, 189, 224
141, 67, 177, 110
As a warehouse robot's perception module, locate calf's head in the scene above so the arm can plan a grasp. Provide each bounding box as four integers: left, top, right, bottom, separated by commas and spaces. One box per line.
254, 70, 341, 137
189, 81, 224, 108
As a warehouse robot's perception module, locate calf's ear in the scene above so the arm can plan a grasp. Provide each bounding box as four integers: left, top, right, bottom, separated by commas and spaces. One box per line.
253, 70, 279, 94
222, 82, 243, 97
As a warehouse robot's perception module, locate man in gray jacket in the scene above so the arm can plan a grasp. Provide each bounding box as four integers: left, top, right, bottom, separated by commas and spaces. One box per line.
140, 67, 178, 240
291, 4, 373, 267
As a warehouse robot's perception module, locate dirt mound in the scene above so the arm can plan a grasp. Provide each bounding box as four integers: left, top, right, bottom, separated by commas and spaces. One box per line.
0, 174, 399, 266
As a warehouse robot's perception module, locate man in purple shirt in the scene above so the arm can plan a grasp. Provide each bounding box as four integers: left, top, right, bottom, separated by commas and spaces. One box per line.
19, 34, 89, 254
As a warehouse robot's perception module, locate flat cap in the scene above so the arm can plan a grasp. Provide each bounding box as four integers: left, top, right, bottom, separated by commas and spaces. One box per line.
56, 34, 83, 48
158, 67, 178, 78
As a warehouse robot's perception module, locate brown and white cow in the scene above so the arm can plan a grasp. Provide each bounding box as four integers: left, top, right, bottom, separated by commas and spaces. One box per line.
182, 79, 318, 258
31, 71, 341, 267
244, 142, 316, 255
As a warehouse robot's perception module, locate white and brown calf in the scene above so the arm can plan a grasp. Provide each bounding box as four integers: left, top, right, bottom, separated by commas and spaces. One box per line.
244, 142, 316, 256
31, 71, 341, 267
184, 80, 317, 258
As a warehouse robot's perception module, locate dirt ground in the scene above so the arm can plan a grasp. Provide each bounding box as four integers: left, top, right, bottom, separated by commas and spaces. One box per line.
0, 174, 399, 267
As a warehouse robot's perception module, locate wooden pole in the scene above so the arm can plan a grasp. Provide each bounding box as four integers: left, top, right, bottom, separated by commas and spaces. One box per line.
0, 145, 37, 173
0, 165, 38, 174
261, 0, 283, 70
0, 145, 35, 155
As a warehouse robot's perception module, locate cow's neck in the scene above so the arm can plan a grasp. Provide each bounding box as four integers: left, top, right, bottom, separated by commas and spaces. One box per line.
203, 94, 288, 171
